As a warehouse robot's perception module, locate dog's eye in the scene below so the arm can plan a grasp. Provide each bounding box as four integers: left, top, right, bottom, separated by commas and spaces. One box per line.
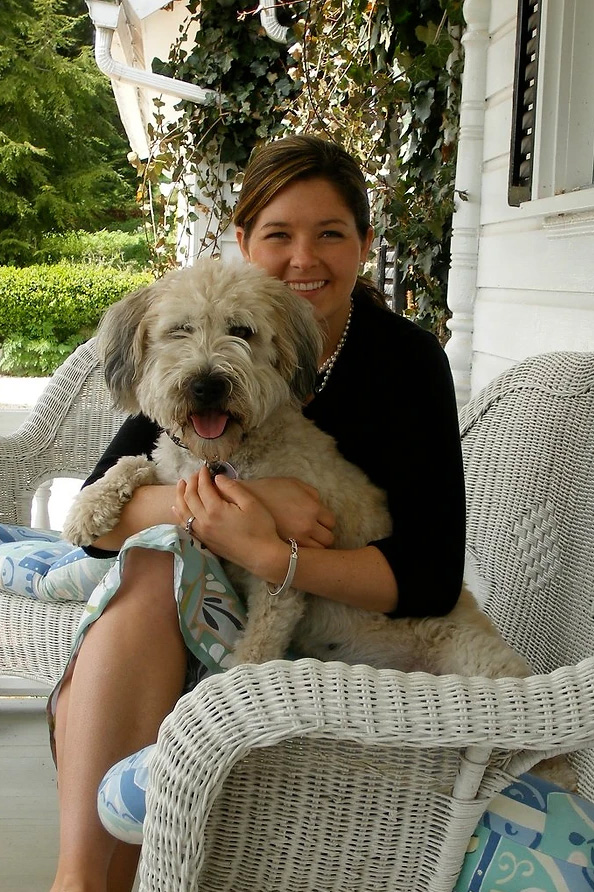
229, 325, 253, 341
169, 323, 195, 337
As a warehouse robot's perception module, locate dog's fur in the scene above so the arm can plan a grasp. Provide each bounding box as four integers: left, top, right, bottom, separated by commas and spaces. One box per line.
63, 258, 574, 785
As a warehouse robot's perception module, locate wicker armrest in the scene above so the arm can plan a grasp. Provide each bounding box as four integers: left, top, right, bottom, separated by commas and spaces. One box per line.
153, 657, 594, 753
140, 658, 594, 892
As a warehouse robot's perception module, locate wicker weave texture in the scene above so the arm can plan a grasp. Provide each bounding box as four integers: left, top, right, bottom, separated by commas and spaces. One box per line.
459, 351, 594, 798
140, 658, 594, 892
0, 339, 124, 526
0, 339, 123, 684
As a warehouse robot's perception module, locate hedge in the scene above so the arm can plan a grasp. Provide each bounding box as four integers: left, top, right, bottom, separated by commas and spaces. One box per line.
0, 262, 152, 375
0, 262, 152, 342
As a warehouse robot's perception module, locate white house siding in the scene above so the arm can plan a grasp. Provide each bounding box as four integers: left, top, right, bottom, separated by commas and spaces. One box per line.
462, 0, 594, 398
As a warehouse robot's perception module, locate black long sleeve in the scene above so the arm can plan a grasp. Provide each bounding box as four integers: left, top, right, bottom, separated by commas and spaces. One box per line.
304, 296, 465, 617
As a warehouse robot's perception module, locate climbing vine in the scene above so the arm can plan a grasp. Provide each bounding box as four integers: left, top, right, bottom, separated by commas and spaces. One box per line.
139, 0, 464, 337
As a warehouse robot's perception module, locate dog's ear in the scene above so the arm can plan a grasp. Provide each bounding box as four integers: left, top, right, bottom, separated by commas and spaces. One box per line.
96, 283, 154, 413
273, 288, 323, 402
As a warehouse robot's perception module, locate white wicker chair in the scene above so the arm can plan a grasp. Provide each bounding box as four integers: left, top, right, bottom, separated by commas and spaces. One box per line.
1, 346, 594, 892
0, 339, 125, 686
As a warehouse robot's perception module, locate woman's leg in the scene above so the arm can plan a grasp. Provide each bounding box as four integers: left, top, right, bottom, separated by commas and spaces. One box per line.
50, 548, 187, 892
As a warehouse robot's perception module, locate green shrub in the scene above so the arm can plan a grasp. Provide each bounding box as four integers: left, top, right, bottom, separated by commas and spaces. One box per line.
0, 333, 88, 376
36, 226, 150, 270
0, 262, 152, 375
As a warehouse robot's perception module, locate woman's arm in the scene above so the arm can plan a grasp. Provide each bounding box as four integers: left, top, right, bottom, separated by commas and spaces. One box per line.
371, 334, 465, 618
90, 483, 178, 551
82, 414, 168, 554
91, 476, 335, 553
261, 538, 398, 615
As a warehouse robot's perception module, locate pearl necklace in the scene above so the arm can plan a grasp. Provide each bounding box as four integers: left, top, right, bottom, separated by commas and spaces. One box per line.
315, 301, 353, 394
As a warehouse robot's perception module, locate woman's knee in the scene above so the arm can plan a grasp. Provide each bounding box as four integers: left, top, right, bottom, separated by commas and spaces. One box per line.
110, 548, 177, 619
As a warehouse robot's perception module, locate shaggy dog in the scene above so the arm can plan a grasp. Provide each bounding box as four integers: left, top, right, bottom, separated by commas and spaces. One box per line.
63, 258, 575, 787
62, 258, 542, 677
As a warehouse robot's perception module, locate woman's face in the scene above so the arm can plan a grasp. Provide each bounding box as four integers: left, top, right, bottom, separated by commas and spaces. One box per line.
236, 177, 373, 329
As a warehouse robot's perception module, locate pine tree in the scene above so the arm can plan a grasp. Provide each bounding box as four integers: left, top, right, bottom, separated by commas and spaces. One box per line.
0, 0, 135, 264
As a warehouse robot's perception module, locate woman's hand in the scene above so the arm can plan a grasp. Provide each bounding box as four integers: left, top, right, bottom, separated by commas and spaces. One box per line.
242, 477, 335, 548
172, 467, 286, 576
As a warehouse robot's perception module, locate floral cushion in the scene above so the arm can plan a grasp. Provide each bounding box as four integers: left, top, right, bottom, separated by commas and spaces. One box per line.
0, 522, 114, 602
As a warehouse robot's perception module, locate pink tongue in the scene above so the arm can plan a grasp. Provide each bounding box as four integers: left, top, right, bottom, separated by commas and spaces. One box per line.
190, 411, 229, 439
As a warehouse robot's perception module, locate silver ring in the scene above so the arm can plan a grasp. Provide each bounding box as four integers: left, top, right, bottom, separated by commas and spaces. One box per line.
184, 515, 196, 535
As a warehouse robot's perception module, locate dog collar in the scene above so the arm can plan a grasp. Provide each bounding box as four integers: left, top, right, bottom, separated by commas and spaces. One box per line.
166, 430, 189, 450
205, 460, 238, 479
165, 431, 238, 479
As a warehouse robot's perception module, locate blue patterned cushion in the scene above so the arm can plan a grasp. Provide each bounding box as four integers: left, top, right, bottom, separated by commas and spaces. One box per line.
455, 772, 594, 890
0, 522, 114, 602
98, 745, 155, 845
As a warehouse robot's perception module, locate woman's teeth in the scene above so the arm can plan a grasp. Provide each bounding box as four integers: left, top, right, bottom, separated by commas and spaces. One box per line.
287, 281, 326, 292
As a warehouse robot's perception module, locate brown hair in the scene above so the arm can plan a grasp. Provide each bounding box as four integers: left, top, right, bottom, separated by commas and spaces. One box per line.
233, 134, 370, 239
233, 134, 387, 307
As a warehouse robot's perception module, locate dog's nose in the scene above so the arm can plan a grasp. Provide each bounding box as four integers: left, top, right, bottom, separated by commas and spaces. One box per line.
190, 375, 230, 406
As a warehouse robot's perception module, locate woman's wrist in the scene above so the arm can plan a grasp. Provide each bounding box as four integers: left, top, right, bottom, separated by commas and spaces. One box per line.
266, 538, 298, 596
250, 537, 295, 586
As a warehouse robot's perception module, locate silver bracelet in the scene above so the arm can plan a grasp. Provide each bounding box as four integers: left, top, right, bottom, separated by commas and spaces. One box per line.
266, 538, 298, 597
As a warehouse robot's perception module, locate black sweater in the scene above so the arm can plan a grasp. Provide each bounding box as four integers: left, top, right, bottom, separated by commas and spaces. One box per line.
84, 292, 466, 618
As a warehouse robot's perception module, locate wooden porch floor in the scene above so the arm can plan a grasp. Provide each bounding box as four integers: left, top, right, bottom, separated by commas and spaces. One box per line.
0, 697, 141, 890
0, 698, 58, 891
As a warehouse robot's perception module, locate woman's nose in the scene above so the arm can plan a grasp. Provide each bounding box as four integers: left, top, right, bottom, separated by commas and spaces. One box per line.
289, 238, 318, 269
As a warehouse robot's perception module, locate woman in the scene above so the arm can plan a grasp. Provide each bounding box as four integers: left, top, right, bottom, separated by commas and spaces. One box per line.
49, 134, 465, 892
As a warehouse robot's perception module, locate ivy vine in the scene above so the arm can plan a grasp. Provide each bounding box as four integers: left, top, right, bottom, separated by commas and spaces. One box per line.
139, 0, 464, 339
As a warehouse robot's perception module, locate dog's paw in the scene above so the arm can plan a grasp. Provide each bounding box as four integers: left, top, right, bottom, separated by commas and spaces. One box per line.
62, 497, 104, 547
62, 456, 157, 546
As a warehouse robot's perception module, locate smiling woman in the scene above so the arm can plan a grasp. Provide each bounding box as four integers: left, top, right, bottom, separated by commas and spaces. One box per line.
235, 177, 373, 366
46, 134, 466, 892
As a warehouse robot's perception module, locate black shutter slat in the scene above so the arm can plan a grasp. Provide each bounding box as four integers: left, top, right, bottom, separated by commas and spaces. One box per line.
509, 0, 542, 206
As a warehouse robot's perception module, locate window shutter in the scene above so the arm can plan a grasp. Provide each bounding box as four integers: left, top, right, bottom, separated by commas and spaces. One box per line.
509, 0, 542, 206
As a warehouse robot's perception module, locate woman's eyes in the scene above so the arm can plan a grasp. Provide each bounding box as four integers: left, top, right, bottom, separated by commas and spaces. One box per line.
263, 230, 345, 240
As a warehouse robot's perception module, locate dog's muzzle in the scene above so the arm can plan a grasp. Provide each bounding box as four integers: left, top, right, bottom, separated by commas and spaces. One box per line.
187, 373, 233, 440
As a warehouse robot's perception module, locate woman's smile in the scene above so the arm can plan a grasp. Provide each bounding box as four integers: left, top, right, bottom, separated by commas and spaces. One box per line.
236, 176, 372, 348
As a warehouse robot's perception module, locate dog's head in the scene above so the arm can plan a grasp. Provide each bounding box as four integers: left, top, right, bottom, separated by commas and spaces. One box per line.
97, 258, 323, 461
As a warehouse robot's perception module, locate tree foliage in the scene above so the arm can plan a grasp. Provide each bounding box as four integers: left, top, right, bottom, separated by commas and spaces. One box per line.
142, 0, 301, 270
140, 0, 464, 334
0, 0, 136, 265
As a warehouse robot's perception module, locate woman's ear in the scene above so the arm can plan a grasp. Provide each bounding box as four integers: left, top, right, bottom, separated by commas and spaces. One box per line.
235, 227, 250, 260
359, 226, 374, 264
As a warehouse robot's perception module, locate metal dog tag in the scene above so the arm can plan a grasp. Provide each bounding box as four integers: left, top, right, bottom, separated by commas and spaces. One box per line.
206, 460, 238, 479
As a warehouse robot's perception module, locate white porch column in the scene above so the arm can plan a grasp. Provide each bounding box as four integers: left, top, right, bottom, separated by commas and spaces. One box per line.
178, 164, 241, 265
445, 0, 491, 407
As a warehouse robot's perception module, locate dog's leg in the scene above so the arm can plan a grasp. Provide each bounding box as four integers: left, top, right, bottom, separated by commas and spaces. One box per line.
230, 583, 306, 666
62, 455, 158, 546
